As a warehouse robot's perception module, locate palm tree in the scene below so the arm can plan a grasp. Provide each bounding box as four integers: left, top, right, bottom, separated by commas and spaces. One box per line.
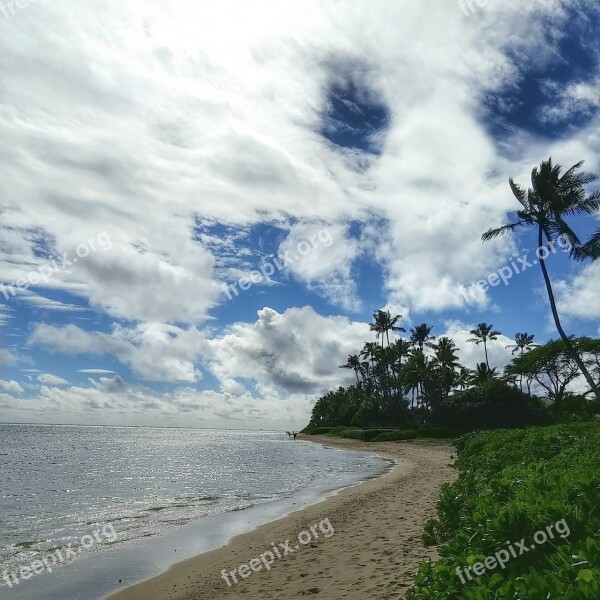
456, 365, 472, 390
469, 362, 499, 386
430, 336, 461, 399
339, 354, 362, 386
482, 158, 600, 399
369, 309, 405, 347
467, 323, 501, 369
505, 332, 536, 391
506, 332, 536, 356
405, 348, 429, 409
409, 323, 434, 351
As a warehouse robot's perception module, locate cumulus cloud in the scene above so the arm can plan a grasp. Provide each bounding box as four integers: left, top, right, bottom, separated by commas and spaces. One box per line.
204, 306, 372, 394
555, 261, 600, 319
0, 379, 24, 394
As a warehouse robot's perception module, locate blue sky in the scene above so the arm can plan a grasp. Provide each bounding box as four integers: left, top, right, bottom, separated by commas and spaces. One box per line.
1, 0, 599, 428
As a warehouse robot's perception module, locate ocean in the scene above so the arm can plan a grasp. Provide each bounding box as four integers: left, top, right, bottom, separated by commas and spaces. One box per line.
0, 424, 389, 599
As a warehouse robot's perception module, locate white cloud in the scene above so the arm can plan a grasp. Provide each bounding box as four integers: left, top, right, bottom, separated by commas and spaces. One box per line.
37, 373, 69, 386
0, 379, 24, 394
204, 306, 372, 394
0, 0, 586, 325
555, 261, 600, 320
29, 323, 205, 383
0, 378, 315, 430
278, 221, 361, 311
0, 349, 18, 366
77, 368, 117, 374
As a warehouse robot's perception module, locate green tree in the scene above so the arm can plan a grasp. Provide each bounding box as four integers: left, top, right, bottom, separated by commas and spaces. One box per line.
467, 323, 501, 369
339, 354, 362, 386
506, 332, 536, 391
369, 309, 405, 347
410, 323, 434, 351
430, 336, 461, 399
469, 362, 499, 386
506, 339, 582, 406
482, 158, 600, 399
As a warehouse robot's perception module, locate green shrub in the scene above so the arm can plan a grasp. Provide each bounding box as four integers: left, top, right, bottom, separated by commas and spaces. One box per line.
371, 430, 418, 442
307, 427, 334, 435
415, 427, 459, 439
437, 379, 549, 431
340, 429, 366, 440
328, 426, 360, 437
407, 422, 600, 599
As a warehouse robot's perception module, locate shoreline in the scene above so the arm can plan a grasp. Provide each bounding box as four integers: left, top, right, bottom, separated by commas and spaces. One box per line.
107, 436, 457, 600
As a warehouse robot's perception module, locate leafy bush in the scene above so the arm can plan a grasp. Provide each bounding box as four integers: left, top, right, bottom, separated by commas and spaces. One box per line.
340, 429, 366, 440
328, 426, 360, 437
552, 394, 600, 423
415, 427, 460, 439
307, 427, 334, 435
408, 422, 600, 599
436, 379, 549, 431
371, 429, 418, 442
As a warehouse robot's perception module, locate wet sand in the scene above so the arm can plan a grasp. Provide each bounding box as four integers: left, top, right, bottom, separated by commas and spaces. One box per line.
107, 436, 456, 600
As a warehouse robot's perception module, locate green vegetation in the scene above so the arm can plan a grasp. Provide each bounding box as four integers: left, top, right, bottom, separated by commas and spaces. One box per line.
407, 423, 600, 599
305, 328, 600, 434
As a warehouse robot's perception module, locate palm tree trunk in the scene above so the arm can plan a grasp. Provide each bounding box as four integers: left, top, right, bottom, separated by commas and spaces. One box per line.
538, 224, 600, 400
483, 341, 489, 369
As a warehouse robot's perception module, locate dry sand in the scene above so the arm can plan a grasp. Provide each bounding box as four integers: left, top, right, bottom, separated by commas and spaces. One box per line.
107, 436, 457, 600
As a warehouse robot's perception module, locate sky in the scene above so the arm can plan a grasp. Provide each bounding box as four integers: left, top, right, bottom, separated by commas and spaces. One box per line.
1, 0, 599, 429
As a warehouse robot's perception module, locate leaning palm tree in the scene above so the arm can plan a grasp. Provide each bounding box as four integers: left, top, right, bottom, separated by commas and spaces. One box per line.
482, 158, 600, 399
369, 309, 405, 347
339, 354, 362, 386
467, 323, 501, 369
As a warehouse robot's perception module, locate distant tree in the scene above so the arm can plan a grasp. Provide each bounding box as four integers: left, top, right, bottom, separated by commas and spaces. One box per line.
482, 158, 600, 399
456, 366, 472, 390
506, 332, 536, 391
469, 362, 499, 386
430, 337, 461, 399
468, 323, 501, 369
339, 354, 362, 386
506, 332, 536, 356
506, 339, 582, 406
369, 309, 405, 348
410, 323, 434, 351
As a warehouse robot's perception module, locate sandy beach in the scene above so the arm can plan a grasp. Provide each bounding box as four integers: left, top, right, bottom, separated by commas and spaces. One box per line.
107, 436, 456, 600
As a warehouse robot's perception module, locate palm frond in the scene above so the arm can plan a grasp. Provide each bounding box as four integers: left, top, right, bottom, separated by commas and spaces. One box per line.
582, 228, 600, 260
562, 191, 600, 216
481, 221, 523, 242
509, 179, 529, 209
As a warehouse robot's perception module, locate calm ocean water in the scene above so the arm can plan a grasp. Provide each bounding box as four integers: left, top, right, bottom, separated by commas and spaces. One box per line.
0, 424, 386, 595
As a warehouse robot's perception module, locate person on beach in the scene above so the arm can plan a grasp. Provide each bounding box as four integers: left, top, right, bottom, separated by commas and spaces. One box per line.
293, 432, 297, 440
